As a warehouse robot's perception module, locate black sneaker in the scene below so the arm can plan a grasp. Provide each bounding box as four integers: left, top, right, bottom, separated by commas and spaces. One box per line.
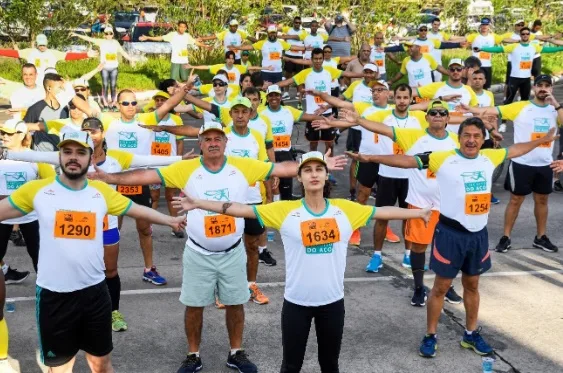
226, 350, 257, 373
445, 286, 462, 304
533, 235, 558, 253
176, 354, 202, 373
10, 230, 25, 247
259, 249, 277, 266
172, 230, 185, 238
348, 191, 356, 201
411, 287, 427, 307
554, 180, 563, 193
4, 267, 30, 285
495, 236, 511, 253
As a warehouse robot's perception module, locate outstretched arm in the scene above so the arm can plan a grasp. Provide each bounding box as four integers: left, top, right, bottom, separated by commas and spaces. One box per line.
304, 89, 354, 110
282, 56, 312, 66
172, 195, 257, 219
507, 127, 558, 159
345, 152, 419, 168
125, 203, 186, 231
374, 206, 431, 222
138, 123, 200, 137
0, 198, 24, 221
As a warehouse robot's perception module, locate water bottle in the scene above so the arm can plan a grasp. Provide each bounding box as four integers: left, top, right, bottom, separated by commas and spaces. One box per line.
267, 230, 275, 242
5, 299, 15, 313
482, 356, 494, 373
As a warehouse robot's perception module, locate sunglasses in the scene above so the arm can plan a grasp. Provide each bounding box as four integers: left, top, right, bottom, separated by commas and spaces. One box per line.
213, 82, 227, 87
0, 131, 21, 136
120, 101, 137, 106
520, 32, 530, 36
516, 23, 525, 27
74, 88, 88, 92
105, 32, 114, 35
449, 67, 463, 72
419, 28, 428, 31
428, 109, 449, 117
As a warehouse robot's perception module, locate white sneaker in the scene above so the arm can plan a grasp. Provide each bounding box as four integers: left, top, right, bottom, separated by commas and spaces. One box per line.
282, 92, 290, 99
499, 123, 507, 133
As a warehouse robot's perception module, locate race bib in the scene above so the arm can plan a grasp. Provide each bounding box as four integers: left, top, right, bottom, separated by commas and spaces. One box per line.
106, 53, 117, 61
479, 52, 491, 60
103, 215, 109, 231
426, 169, 436, 179
273, 135, 291, 149
179, 49, 188, 57
314, 96, 325, 105
204, 214, 235, 238
227, 72, 236, 82
520, 61, 532, 70
117, 185, 142, 195
373, 133, 379, 143
465, 193, 491, 215
300, 218, 340, 247
414, 97, 429, 103
420, 46, 429, 53
375, 59, 384, 67
54, 211, 96, 240
35, 59, 41, 67
393, 143, 404, 155
269, 51, 281, 61
530, 132, 551, 148
151, 142, 172, 155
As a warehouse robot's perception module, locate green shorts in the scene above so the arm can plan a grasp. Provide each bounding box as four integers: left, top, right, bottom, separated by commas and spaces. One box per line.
170, 63, 189, 81
180, 243, 250, 307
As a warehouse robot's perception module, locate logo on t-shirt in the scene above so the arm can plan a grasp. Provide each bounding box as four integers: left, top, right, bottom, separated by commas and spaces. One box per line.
154, 132, 171, 143
272, 121, 285, 134
4, 172, 27, 190
413, 69, 425, 81
314, 80, 327, 92
118, 132, 138, 148
231, 149, 251, 157
204, 188, 230, 201
461, 171, 487, 192
533, 118, 550, 133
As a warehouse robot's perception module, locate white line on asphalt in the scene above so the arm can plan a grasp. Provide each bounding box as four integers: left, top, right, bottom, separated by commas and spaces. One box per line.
7, 268, 562, 303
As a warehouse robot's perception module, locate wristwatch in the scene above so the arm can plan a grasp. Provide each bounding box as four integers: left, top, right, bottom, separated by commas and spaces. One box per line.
555, 105, 562, 111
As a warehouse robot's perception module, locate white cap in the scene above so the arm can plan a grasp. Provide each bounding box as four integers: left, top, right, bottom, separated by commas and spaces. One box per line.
418, 24, 429, 30
514, 19, 525, 25
211, 75, 228, 84
370, 80, 389, 90
1, 119, 28, 134
229, 19, 239, 26
299, 151, 327, 169
44, 67, 58, 75
267, 25, 278, 33
448, 58, 463, 67
363, 63, 378, 72
36, 34, 48, 46
72, 78, 89, 88
198, 122, 225, 135
103, 25, 114, 34
58, 131, 94, 150
266, 85, 282, 95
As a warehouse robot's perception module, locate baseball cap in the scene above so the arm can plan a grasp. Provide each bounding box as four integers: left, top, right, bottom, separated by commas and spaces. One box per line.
0, 119, 28, 134
418, 24, 428, 30
402, 41, 415, 47
427, 100, 449, 113
335, 15, 344, 21
36, 34, 48, 46
212, 74, 228, 84
58, 131, 94, 150
44, 67, 58, 75
448, 58, 463, 67
230, 96, 252, 109
242, 50, 250, 56
152, 90, 170, 99
514, 19, 525, 25
266, 85, 282, 95
198, 122, 225, 136
81, 117, 104, 131
267, 25, 277, 33
363, 63, 378, 72
480, 17, 491, 25
368, 80, 389, 90
72, 78, 89, 88
104, 25, 114, 34
299, 151, 327, 169
534, 74, 553, 85
229, 19, 239, 26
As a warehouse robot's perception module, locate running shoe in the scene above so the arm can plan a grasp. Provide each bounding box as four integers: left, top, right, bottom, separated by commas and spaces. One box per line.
215, 297, 225, 309
142, 266, 167, 285
282, 92, 290, 100
533, 235, 558, 253
297, 102, 303, 110
365, 254, 383, 273
411, 287, 427, 307
249, 283, 269, 304
498, 123, 507, 133
348, 191, 356, 201
177, 354, 203, 373
495, 236, 511, 253
554, 180, 563, 193
9, 230, 25, 247
402, 254, 411, 268
349, 229, 361, 246
445, 286, 462, 304
172, 230, 185, 238
419, 334, 437, 358
259, 249, 277, 266
460, 327, 493, 355
385, 226, 400, 243
4, 267, 29, 285
111, 310, 128, 332
490, 195, 500, 204
226, 350, 257, 373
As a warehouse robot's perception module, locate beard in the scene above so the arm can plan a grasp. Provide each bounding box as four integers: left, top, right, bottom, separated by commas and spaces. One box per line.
61, 158, 91, 180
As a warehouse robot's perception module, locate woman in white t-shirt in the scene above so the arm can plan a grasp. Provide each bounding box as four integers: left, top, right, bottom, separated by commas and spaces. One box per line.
173, 151, 430, 373
72, 26, 134, 111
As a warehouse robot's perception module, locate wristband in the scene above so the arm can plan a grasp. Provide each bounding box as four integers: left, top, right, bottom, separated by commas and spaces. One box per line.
487, 127, 495, 133
555, 105, 562, 111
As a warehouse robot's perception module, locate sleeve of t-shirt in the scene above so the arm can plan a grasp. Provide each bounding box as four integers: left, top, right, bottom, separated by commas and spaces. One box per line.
230, 157, 274, 185
286, 106, 303, 121
331, 199, 376, 231
400, 57, 409, 75
136, 112, 160, 125
198, 84, 212, 96
8, 180, 39, 214
424, 54, 439, 69
22, 101, 45, 123
416, 82, 440, 99
92, 181, 133, 216
253, 201, 293, 230
162, 32, 175, 43
215, 30, 226, 41
353, 102, 371, 115
481, 148, 508, 168
107, 149, 134, 170
342, 80, 359, 101
238, 30, 249, 39
280, 41, 291, 51
156, 160, 197, 189
252, 40, 266, 50
393, 128, 424, 152
466, 33, 477, 43
252, 131, 268, 162
292, 68, 310, 86
468, 88, 479, 107
326, 66, 342, 80
37, 163, 56, 178
209, 64, 223, 74
426, 150, 455, 173
262, 115, 274, 143
44, 120, 65, 134
495, 101, 527, 121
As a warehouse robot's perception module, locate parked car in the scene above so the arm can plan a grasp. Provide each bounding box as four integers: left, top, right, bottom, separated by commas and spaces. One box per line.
122, 22, 173, 55
113, 11, 139, 36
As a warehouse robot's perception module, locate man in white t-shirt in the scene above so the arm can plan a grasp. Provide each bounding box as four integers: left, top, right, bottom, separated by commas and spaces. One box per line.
139, 21, 210, 81
9, 64, 45, 114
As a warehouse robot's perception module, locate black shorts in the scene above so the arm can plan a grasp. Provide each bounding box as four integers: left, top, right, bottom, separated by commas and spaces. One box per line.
482, 139, 495, 149
481, 66, 492, 90
305, 115, 336, 142
508, 161, 553, 196
36, 281, 112, 367
245, 203, 266, 236
120, 185, 152, 207
531, 57, 542, 78
346, 128, 362, 152
505, 62, 511, 84
284, 56, 304, 74
356, 161, 380, 189
375, 176, 408, 208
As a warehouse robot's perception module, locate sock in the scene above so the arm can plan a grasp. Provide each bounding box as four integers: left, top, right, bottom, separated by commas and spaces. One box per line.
405, 249, 411, 256
188, 351, 200, 357
373, 251, 382, 257
465, 329, 473, 335
258, 246, 266, 254
273, 194, 281, 202
248, 281, 255, 287
1, 264, 7, 275
106, 275, 121, 311
144, 267, 152, 272
230, 348, 241, 356
0, 319, 8, 359
410, 252, 426, 289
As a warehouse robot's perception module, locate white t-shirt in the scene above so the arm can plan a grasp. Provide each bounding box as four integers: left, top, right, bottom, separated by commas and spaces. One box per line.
258, 106, 303, 151
354, 102, 391, 156
303, 33, 328, 59
162, 31, 197, 64
293, 67, 342, 115
253, 39, 291, 73
101, 113, 158, 158
400, 54, 439, 88
97, 39, 121, 69
467, 33, 505, 68
10, 85, 45, 110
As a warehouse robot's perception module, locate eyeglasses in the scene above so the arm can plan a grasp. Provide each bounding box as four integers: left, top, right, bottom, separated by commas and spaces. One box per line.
119, 101, 137, 106
372, 88, 387, 93
213, 82, 227, 87
449, 67, 463, 72
520, 32, 530, 36
74, 88, 88, 92
428, 109, 449, 117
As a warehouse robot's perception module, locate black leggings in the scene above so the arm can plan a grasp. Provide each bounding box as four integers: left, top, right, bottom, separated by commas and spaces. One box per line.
275, 151, 294, 200
280, 298, 345, 373
101, 68, 119, 103
0, 221, 40, 272
504, 77, 531, 105
482, 66, 492, 90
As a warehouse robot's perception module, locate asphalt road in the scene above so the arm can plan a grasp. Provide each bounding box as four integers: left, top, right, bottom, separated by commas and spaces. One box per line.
1, 87, 563, 373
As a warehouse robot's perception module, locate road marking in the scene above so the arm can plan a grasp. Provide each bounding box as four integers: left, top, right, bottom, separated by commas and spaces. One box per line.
7, 268, 563, 303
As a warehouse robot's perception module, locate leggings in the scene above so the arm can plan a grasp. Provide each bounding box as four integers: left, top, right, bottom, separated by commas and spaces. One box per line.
280, 298, 345, 373
504, 77, 531, 105
0, 221, 40, 272
101, 67, 119, 103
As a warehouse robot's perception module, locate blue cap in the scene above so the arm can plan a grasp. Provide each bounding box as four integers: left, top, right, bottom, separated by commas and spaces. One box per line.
480, 17, 491, 25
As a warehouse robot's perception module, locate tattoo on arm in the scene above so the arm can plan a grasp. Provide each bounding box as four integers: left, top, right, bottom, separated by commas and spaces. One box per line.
221, 202, 232, 214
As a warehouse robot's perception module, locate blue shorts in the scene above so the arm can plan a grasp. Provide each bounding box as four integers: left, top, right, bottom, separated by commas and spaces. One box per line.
103, 228, 120, 246
430, 222, 491, 279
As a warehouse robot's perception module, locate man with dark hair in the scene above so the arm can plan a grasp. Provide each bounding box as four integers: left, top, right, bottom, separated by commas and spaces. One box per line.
186, 50, 264, 85
9, 64, 44, 111
279, 16, 308, 99
462, 56, 482, 85
531, 20, 543, 78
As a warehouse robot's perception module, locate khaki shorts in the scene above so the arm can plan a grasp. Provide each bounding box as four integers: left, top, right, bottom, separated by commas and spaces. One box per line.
179, 242, 250, 307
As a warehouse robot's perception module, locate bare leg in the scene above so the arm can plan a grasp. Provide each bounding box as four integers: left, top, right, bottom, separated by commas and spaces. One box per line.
136, 219, 153, 268
185, 307, 204, 353
150, 189, 160, 210
244, 234, 260, 283
532, 193, 549, 237
48, 357, 76, 373
461, 274, 480, 331
503, 193, 525, 237
85, 353, 114, 373
426, 275, 454, 334
225, 305, 245, 349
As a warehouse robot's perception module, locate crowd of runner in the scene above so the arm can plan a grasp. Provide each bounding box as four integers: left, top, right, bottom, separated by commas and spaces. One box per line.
0, 13, 562, 373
